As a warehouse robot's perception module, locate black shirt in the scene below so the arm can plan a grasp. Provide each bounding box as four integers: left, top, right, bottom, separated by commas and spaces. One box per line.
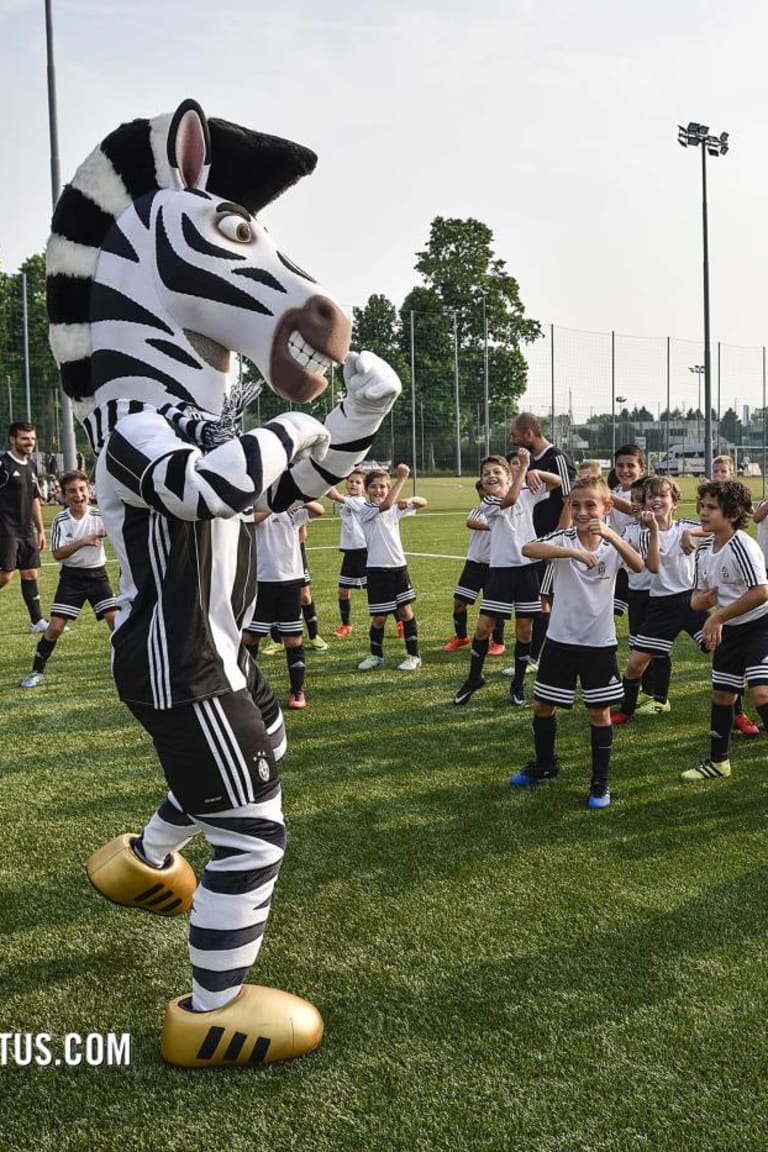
531, 444, 575, 536
0, 452, 40, 537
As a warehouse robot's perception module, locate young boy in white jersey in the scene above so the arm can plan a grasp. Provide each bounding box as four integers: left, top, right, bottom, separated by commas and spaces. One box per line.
609, 445, 646, 618
612, 477, 707, 724
682, 480, 768, 779
443, 478, 506, 656
357, 464, 426, 671
453, 451, 562, 707
512, 476, 645, 808
326, 469, 367, 638
242, 501, 325, 709
20, 470, 118, 688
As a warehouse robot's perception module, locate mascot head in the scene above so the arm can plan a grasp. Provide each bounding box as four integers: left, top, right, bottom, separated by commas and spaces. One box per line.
46, 99, 351, 448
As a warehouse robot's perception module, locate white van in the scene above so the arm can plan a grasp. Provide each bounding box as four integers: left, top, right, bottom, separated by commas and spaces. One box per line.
656, 444, 708, 476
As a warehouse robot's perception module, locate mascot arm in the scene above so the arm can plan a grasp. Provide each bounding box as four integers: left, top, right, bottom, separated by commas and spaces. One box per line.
264, 351, 401, 509
102, 410, 330, 521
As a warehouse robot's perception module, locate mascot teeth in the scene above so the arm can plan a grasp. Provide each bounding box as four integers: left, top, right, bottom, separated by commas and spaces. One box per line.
288, 330, 332, 374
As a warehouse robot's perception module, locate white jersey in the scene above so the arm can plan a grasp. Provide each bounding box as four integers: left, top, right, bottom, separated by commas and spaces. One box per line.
359, 500, 417, 567
256, 507, 310, 582
694, 530, 768, 627
337, 494, 367, 550
483, 487, 549, 567
466, 504, 491, 564
50, 507, 107, 569
621, 521, 651, 591
610, 486, 634, 535
540, 528, 628, 647
754, 500, 768, 564
649, 519, 700, 597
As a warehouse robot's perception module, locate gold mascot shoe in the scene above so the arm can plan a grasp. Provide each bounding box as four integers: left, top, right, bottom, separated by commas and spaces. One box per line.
85, 834, 195, 916
160, 986, 324, 1066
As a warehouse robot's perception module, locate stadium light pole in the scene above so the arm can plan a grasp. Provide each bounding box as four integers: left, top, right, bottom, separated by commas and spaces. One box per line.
689, 364, 705, 447
481, 293, 490, 456
444, 308, 462, 476
678, 121, 729, 478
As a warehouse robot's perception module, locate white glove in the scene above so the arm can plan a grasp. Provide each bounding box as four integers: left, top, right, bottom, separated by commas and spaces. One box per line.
343, 351, 402, 412
266, 412, 330, 465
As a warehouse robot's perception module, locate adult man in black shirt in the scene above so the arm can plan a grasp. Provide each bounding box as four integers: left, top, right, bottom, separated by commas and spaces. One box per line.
0, 422, 48, 631
509, 412, 576, 662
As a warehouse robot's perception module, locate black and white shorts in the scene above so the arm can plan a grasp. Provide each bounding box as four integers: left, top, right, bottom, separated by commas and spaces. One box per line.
454, 559, 489, 605
534, 639, 623, 710
50, 565, 117, 621
712, 615, 768, 693
480, 564, 541, 620
633, 591, 708, 657
339, 548, 368, 589
366, 566, 416, 616
244, 579, 303, 637
627, 588, 650, 649
127, 687, 280, 814
0, 533, 39, 572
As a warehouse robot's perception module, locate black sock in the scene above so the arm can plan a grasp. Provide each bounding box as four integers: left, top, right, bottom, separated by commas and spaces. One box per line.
287, 645, 306, 695
513, 641, 531, 693
21, 578, 43, 624
339, 597, 351, 626
302, 600, 318, 640
531, 612, 549, 661
492, 618, 505, 646
533, 714, 557, 769
469, 636, 489, 681
590, 724, 613, 786
33, 636, 57, 674
453, 609, 468, 640
270, 624, 280, 643
758, 703, 768, 731
370, 625, 384, 657
734, 693, 744, 718
652, 655, 672, 704
641, 661, 653, 696
403, 617, 419, 657
621, 677, 641, 717
710, 702, 734, 762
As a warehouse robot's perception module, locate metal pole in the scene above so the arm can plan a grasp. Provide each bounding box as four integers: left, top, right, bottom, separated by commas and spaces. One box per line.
22, 273, 32, 422
763, 347, 766, 500
717, 340, 721, 451
410, 309, 417, 495
482, 296, 490, 456
7, 377, 13, 423
453, 311, 461, 477
550, 323, 555, 438
611, 330, 616, 459
701, 141, 713, 477
45, 0, 77, 470
666, 336, 671, 465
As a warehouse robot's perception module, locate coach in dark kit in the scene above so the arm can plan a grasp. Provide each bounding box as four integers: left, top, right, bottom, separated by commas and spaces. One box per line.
0, 421, 48, 631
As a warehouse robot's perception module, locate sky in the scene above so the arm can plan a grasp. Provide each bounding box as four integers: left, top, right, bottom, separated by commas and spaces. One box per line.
2, 0, 768, 417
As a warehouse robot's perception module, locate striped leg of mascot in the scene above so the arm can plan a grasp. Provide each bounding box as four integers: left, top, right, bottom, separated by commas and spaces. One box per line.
46, 99, 401, 1067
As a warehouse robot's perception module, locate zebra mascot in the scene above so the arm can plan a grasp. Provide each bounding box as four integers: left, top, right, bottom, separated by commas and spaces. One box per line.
46, 99, 401, 1067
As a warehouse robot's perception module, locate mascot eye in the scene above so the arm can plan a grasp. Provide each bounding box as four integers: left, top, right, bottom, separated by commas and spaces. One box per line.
217, 215, 253, 244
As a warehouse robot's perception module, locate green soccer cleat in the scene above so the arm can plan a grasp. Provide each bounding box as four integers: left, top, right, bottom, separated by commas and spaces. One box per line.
636, 698, 671, 715
258, 638, 283, 657
305, 635, 329, 652
681, 758, 731, 782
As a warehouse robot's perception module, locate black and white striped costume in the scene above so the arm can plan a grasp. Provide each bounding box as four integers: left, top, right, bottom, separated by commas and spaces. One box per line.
47, 99, 401, 1014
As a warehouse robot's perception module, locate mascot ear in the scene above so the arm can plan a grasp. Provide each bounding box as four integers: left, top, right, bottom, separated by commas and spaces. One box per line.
167, 99, 211, 191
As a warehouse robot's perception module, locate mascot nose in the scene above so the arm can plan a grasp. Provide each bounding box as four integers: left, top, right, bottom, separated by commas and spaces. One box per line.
300, 295, 352, 365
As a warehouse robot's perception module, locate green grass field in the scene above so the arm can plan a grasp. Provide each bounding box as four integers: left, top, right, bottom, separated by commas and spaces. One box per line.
2, 476, 768, 1151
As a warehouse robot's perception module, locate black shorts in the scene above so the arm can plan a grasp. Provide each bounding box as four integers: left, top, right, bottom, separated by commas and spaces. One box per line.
366, 566, 416, 616
633, 591, 708, 657
480, 565, 541, 620
534, 639, 623, 710
0, 533, 39, 572
127, 687, 280, 813
454, 559, 489, 605
245, 580, 303, 636
627, 588, 650, 648
339, 548, 368, 589
51, 565, 117, 621
712, 615, 768, 692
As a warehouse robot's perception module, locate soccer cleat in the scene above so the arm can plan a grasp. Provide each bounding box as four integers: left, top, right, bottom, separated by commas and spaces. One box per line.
733, 712, 760, 738
305, 635, 329, 652
160, 985, 324, 1067
20, 671, 44, 688
85, 833, 195, 916
443, 635, 471, 652
681, 758, 732, 782
488, 642, 506, 657
258, 638, 282, 657
509, 688, 525, 707
397, 655, 422, 672
453, 676, 486, 706
636, 698, 671, 715
29, 619, 49, 634
509, 759, 560, 787
611, 711, 634, 726
333, 624, 352, 638
527, 656, 539, 673
588, 783, 612, 809
288, 692, 307, 710
501, 665, 515, 677
358, 654, 384, 671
